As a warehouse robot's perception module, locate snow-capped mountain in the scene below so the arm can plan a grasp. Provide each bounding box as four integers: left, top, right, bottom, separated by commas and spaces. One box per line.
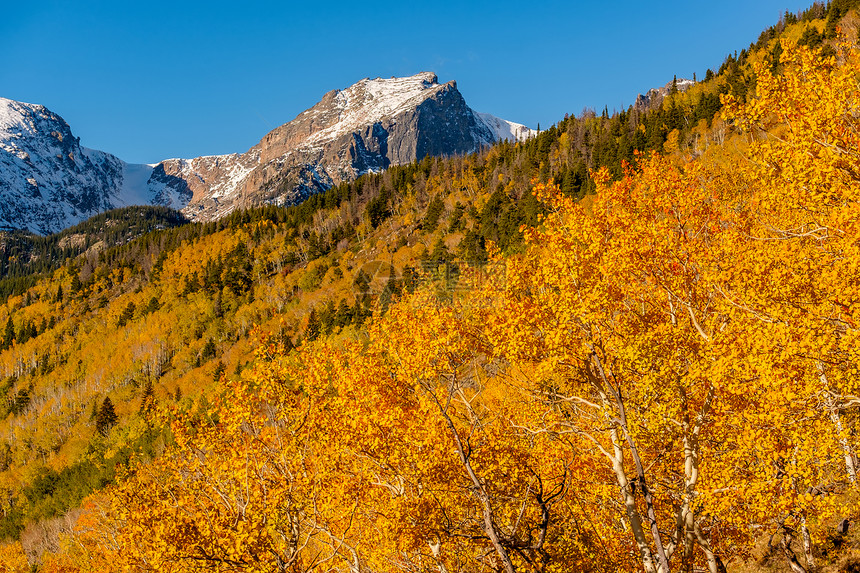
0, 97, 190, 234
173, 72, 535, 221
0, 73, 534, 234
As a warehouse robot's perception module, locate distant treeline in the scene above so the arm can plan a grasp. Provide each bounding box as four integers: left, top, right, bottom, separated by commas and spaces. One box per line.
4, 0, 819, 301
0, 206, 188, 299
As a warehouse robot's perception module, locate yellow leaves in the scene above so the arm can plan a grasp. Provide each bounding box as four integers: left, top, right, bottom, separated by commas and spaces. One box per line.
724, 40, 860, 215
36, 39, 860, 573
0, 542, 28, 573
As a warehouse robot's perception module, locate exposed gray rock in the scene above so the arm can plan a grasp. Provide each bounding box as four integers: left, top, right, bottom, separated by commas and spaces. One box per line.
171, 73, 534, 222
634, 78, 695, 111
0, 73, 534, 233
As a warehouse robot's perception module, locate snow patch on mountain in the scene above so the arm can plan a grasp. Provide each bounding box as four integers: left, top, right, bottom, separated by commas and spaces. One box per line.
0, 97, 191, 234
305, 73, 449, 148
1, 72, 535, 232
117, 160, 158, 206
474, 112, 536, 144
634, 78, 695, 111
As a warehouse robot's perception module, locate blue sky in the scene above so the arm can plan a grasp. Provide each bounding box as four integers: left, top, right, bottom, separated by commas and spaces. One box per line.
2, 0, 811, 164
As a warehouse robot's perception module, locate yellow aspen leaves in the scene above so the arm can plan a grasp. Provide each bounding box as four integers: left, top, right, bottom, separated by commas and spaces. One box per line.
48, 41, 860, 573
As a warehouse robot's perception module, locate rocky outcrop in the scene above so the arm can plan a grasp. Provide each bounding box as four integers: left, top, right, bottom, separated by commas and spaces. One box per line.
0, 97, 119, 234
0, 97, 190, 234
174, 73, 535, 221
0, 73, 534, 233
634, 78, 695, 111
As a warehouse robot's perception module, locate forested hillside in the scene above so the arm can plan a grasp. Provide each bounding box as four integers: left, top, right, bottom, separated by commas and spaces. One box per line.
0, 4, 859, 572
0, 206, 188, 300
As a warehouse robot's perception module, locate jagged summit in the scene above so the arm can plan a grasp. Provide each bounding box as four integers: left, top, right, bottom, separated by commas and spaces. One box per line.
0, 98, 190, 234
161, 72, 535, 221
306, 71, 534, 148
0, 73, 535, 233
304, 73, 449, 145
0, 97, 49, 138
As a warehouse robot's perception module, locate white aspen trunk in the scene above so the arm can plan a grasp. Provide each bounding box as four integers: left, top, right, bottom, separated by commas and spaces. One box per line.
684, 387, 714, 568
432, 382, 517, 573
829, 404, 858, 482
428, 539, 448, 573
591, 352, 665, 573
677, 438, 696, 566
698, 543, 720, 573
801, 517, 816, 570
681, 508, 695, 566
694, 521, 728, 573
818, 363, 858, 483
609, 425, 658, 573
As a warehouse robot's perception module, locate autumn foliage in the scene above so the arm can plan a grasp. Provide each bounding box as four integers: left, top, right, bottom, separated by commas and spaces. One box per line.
29, 40, 860, 573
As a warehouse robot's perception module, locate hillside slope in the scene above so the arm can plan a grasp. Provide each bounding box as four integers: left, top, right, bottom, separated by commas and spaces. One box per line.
16, 36, 860, 573
2, 4, 859, 571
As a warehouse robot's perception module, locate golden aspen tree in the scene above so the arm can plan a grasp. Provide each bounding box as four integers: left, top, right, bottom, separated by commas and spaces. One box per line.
721, 39, 860, 487
482, 164, 742, 573
0, 542, 29, 573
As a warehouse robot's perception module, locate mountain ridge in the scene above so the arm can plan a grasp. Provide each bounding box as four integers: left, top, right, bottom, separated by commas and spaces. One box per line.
162, 72, 535, 221
0, 73, 534, 234
633, 77, 695, 111
0, 97, 190, 235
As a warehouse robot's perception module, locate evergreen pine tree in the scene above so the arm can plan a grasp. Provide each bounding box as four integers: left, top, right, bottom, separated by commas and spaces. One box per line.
353, 270, 371, 296
429, 237, 451, 264
201, 338, 217, 361
213, 361, 226, 382
334, 299, 351, 328
139, 380, 155, 416
16, 322, 28, 345
95, 397, 117, 436
69, 273, 82, 295
117, 302, 136, 327
145, 296, 160, 314
422, 196, 445, 232
214, 291, 223, 319
2, 317, 12, 349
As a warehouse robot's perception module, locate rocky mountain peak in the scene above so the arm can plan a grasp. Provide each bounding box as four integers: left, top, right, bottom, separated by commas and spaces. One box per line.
0, 97, 191, 234
170, 72, 535, 221
0, 73, 535, 233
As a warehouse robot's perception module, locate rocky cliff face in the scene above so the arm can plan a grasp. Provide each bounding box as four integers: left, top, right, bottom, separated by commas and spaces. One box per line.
0, 73, 534, 233
0, 97, 191, 234
174, 72, 535, 221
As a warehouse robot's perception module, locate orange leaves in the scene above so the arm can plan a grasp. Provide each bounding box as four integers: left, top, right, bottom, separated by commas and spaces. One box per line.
0, 542, 29, 573
58, 289, 620, 571
39, 41, 860, 573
